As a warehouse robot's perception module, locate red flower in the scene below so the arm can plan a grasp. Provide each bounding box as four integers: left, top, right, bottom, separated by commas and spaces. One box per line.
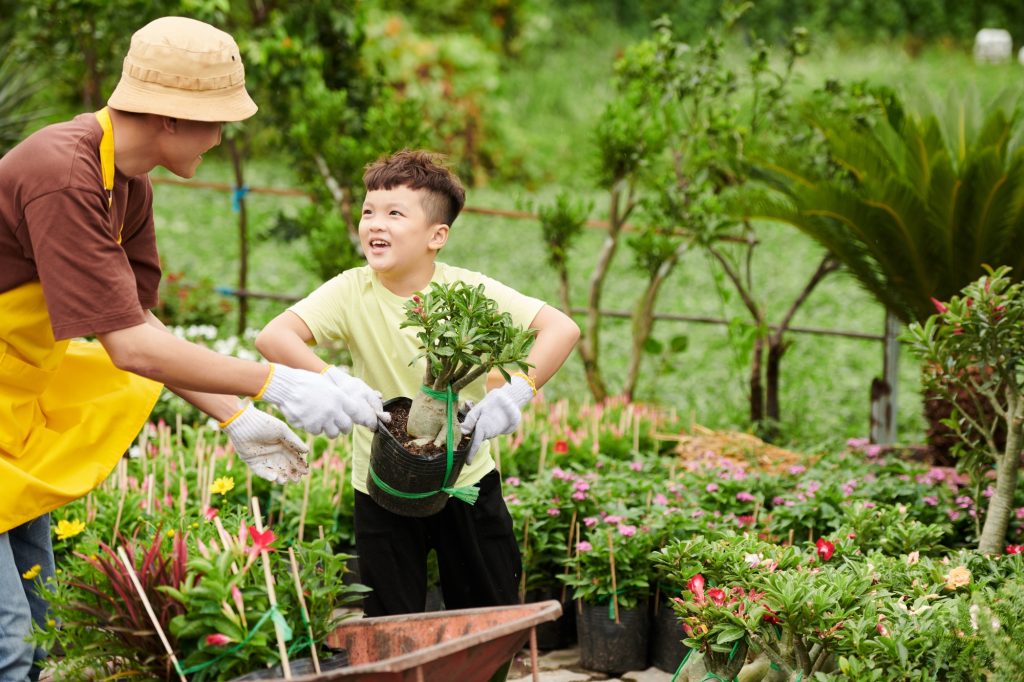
206, 633, 232, 646
204, 506, 219, 521
708, 587, 727, 606
930, 297, 948, 314
815, 537, 835, 562
687, 573, 706, 605
553, 440, 569, 455
1006, 544, 1024, 555
247, 526, 276, 556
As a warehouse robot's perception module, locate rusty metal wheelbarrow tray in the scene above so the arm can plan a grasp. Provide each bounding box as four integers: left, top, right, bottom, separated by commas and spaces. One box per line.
287, 600, 562, 681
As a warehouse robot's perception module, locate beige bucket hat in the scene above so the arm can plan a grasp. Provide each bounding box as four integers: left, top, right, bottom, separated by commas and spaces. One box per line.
108, 16, 257, 122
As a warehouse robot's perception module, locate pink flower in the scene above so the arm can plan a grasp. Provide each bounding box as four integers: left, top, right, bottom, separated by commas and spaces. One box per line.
708, 587, 727, 606
204, 506, 219, 521
574, 481, 590, 492
206, 633, 232, 646
864, 445, 883, 458
247, 526, 276, 556
931, 297, 948, 314
617, 524, 637, 537
546, 508, 560, 517
736, 492, 755, 503
815, 537, 835, 562
604, 515, 623, 525
583, 516, 599, 528
629, 461, 643, 472
705, 483, 719, 493
923, 496, 938, 506
654, 493, 668, 505
687, 574, 705, 604
577, 541, 593, 553
846, 437, 869, 449
505, 476, 521, 487
572, 491, 587, 501
1006, 545, 1024, 555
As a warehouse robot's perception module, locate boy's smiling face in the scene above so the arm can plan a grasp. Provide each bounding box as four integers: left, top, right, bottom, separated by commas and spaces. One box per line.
359, 185, 448, 293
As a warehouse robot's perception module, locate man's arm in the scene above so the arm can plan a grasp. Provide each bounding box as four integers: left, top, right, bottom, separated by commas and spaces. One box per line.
139, 311, 242, 421
97, 320, 271, 408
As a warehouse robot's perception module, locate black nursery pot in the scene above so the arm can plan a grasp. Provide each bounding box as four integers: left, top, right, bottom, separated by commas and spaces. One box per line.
649, 598, 689, 673
524, 587, 577, 650
367, 397, 472, 518
577, 599, 650, 674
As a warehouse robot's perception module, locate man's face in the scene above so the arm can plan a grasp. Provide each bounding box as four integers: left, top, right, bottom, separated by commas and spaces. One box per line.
161, 119, 223, 178
359, 185, 446, 278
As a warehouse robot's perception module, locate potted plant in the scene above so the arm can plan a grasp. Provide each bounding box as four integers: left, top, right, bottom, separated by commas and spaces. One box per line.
368, 281, 535, 516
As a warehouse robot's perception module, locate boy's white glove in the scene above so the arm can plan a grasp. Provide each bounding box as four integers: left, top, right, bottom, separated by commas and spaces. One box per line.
260, 364, 378, 437
460, 375, 535, 464
322, 366, 390, 425
222, 404, 309, 483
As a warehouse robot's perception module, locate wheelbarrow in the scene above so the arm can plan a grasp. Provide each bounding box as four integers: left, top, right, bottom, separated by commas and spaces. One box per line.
254, 600, 562, 681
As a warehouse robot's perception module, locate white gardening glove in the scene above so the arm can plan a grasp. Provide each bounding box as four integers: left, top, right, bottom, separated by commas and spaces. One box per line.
221, 403, 310, 484
259, 364, 377, 438
459, 375, 536, 464
322, 366, 391, 426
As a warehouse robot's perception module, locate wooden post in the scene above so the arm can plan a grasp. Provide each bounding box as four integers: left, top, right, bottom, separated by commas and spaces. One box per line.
607, 529, 619, 624
251, 497, 292, 679
117, 547, 187, 682
870, 310, 901, 444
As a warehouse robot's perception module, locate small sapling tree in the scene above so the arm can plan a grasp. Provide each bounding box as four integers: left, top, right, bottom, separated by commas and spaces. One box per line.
401, 281, 535, 447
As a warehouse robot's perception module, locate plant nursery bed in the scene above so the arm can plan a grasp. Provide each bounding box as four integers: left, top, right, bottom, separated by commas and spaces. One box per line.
665, 424, 812, 476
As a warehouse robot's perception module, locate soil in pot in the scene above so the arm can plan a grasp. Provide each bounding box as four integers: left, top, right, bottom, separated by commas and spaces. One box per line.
229, 649, 349, 680
387, 398, 470, 457
577, 600, 649, 674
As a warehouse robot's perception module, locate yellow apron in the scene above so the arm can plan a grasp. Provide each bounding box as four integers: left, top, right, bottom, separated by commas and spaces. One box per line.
0, 108, 162, 533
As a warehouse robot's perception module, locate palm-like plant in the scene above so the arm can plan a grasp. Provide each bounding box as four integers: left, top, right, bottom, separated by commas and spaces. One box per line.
745, 90, 1024, 323
0, 35, 49, 156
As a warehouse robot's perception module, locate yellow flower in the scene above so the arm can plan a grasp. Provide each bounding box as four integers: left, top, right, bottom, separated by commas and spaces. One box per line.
54, 518, 86, 541
21, 564, 41, 580
945, 566, 971, 591
46, 619, 56, 627
209, 476, 235, 496
166, 529, 176, 538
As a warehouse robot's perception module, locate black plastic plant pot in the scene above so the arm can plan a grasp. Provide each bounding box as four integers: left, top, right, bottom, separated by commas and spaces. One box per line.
577, 599, 650, 674
367, 396, 472, 518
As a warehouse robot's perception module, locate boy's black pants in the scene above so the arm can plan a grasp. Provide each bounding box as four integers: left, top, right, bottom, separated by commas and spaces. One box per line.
354, 469, 522, 617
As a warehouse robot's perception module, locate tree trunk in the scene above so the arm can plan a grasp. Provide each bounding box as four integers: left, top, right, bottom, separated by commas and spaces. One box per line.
766, 337, 785, 422
624, 241, 688, 399
314, 154, 363, 256
750, 336, 765, 424
406, 393, 449, 446
977, 395, 1023, 554
226, 138, 249, 336
578, 181, 632, 403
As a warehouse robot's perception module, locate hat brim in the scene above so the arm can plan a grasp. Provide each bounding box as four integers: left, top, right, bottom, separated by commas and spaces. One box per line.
108, 76, 257, 123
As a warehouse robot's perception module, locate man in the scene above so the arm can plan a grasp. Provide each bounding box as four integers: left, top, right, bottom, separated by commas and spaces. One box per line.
0, 17, 382, 680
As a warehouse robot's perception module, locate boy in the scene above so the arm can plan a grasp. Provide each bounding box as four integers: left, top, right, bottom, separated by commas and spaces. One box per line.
256, 150, 580, 616
0, 17, 383, 679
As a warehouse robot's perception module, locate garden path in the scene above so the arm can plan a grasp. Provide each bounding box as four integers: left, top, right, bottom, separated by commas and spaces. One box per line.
507, 646, 674, 682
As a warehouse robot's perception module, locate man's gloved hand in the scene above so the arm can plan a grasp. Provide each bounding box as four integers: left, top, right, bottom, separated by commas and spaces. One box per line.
222, 403, 309, 484
322, 366, 390, 425
460, 374, 536, 464
259, 364, 378, 437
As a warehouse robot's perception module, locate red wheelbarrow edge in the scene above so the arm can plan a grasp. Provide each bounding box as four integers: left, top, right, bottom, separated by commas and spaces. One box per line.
272, 599, 563, 681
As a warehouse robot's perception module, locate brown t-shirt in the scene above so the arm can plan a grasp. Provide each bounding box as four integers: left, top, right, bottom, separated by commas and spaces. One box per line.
0, 113, 161, 340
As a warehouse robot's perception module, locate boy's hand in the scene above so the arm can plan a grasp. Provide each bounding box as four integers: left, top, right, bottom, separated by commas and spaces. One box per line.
460, 375, 535, 464
322, 366, 391, 425
221, 404, 309, 483
260, 364, 378, 437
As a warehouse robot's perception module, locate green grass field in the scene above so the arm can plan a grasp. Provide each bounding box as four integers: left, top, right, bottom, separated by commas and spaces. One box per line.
151, 37, 1024, 450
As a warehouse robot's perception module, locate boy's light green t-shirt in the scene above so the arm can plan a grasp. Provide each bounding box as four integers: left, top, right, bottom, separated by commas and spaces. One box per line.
289, 262, 545, 495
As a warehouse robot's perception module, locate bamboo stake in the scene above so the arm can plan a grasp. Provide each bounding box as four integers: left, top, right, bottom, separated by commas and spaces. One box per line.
592, 411, 600, 454
787, 528, 794, 546
116, 547, 187, 682
111, 482, 128, 545
175, 412, 182, 450
537, 433, 548, 476
251, 496, 292, 679
607, 529, 619, 624
298, 463, 312, 543
575, 522, 583, 615
560, 511, 577, 603
179, 476, 188, 517
632, 411, 641, 453
287, 548, 321, 674
145, 473, 155, 515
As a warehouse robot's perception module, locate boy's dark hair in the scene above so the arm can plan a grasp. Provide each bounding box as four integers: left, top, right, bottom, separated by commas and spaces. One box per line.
363, 150, 466, 226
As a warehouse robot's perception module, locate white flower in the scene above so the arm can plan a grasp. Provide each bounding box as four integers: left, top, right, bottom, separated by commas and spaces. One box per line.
744, 553, 762, 568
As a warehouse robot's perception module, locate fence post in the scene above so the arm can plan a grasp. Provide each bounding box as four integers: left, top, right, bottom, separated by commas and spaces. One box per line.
869, 310, 901, 444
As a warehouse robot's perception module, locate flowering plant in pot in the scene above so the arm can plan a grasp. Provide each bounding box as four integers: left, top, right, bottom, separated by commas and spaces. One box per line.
368, 281, 534, 516
401, 281, 535, 447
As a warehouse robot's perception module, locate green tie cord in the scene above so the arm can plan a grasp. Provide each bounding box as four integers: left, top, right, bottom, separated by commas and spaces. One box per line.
368, 384, 479, 505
